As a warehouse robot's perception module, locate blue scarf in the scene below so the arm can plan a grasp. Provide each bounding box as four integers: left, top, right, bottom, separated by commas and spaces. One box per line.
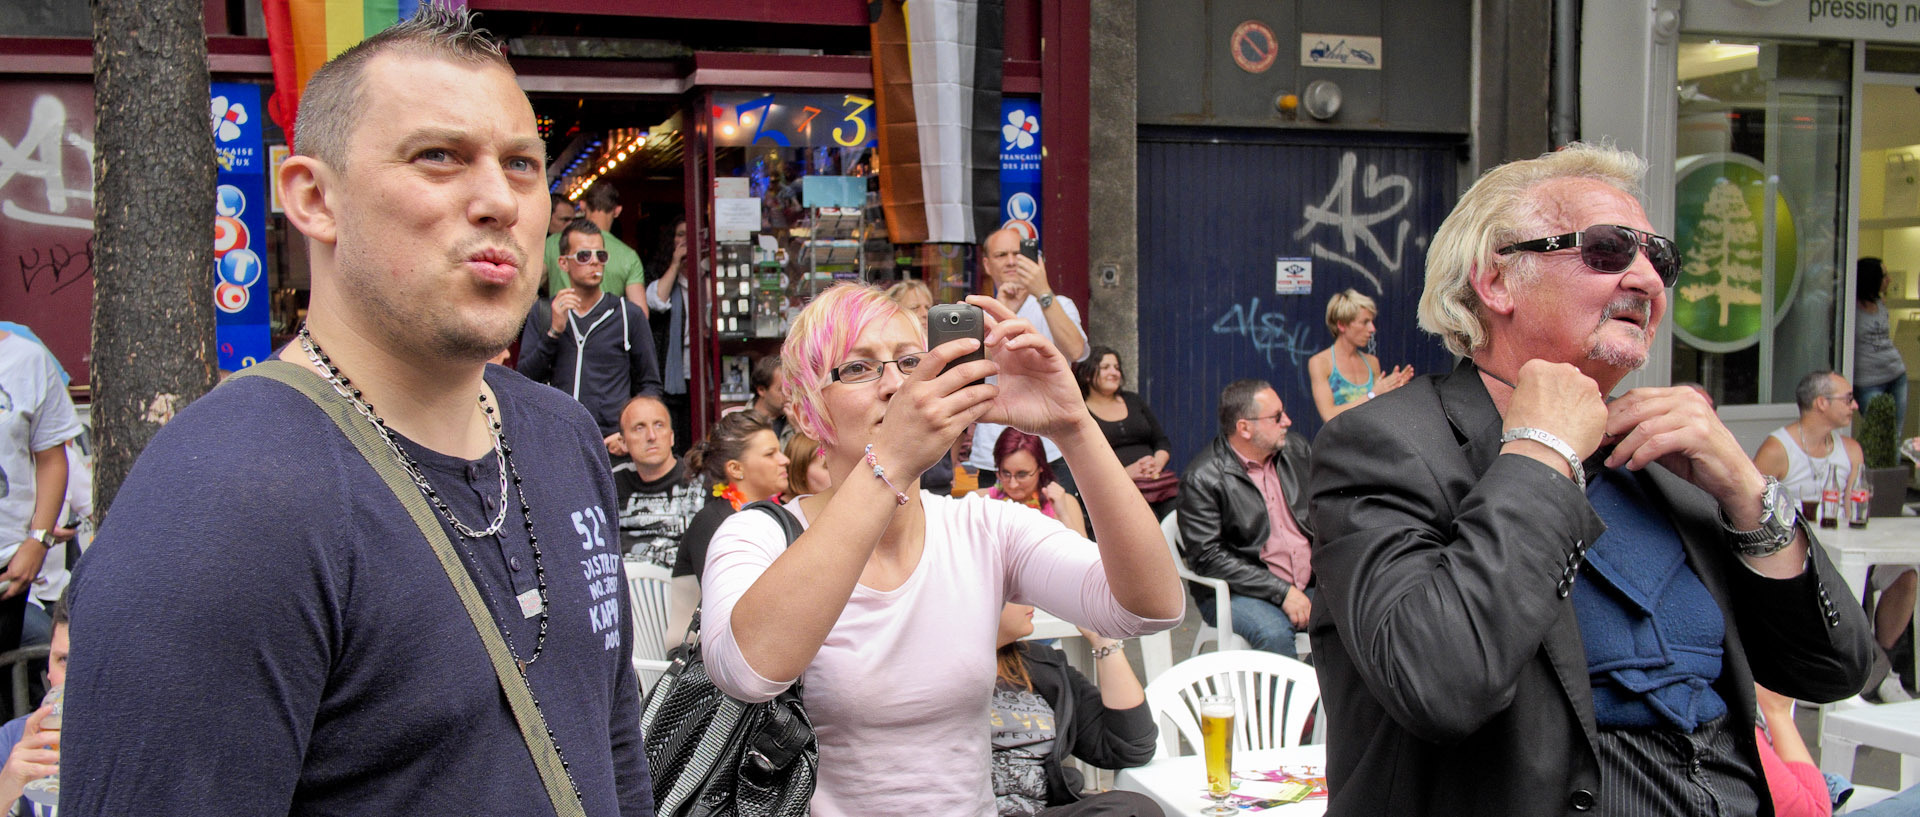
1573, 468, 1728, 732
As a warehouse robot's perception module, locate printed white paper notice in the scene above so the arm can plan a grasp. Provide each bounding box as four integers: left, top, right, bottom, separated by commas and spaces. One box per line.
1276, 257, 1313, 294
716, 198, 760, 233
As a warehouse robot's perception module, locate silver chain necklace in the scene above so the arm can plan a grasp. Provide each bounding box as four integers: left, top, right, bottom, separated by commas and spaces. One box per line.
298, 327, 510, 538
296, 325, 578, 803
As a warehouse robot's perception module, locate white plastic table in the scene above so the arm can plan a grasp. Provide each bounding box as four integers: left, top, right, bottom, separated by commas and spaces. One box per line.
1814, 518, 1920, 608
1114, 744, 1328, 817
1814, 519, 1920, 684
1820, 697, 1920, 791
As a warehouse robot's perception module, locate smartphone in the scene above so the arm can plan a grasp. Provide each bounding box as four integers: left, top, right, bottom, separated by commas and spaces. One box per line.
1018, 238, 1041, 262
926, 303, 988, 389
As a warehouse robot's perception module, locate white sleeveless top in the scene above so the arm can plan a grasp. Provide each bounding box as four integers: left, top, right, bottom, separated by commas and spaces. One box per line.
1768, 426, 1853, 503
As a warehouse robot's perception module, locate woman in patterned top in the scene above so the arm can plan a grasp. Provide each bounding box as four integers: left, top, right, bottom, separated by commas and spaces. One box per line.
991, 602, 1162, 817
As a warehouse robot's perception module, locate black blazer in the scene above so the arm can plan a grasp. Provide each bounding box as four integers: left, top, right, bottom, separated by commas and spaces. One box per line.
1177, 432, 1315, 610
1307, 361, 1873, 817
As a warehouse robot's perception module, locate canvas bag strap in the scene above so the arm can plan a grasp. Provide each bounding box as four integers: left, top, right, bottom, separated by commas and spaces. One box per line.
232, 360, 587, 817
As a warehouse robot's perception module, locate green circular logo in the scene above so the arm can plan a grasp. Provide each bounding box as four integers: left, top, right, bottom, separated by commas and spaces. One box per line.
1671, 153, 1797, 353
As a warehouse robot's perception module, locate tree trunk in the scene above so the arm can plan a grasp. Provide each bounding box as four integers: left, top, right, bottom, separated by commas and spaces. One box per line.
90, 0, 217, 521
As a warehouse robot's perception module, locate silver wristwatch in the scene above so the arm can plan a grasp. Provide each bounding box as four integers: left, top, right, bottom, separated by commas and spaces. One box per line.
23, 528, 54, 548
1720, 476, 1796, 557
1036, 293, 1056, 310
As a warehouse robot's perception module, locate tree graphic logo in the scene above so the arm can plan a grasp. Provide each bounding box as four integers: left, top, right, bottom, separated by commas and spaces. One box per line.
1672, 153, 1798, 353
1679, 178, 1763, 325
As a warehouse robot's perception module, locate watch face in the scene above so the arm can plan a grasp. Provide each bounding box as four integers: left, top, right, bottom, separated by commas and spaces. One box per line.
1765, 478, 1796, 528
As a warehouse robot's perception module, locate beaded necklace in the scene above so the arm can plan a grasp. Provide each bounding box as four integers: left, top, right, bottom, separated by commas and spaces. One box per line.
297, 326, 554, 668
298, 326, 581, 801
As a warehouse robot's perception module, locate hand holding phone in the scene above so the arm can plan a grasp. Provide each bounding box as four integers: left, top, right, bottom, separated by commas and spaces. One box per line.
926, 304, 988, 389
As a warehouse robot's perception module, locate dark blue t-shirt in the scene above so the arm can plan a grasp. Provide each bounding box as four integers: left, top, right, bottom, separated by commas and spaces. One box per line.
65, 363, 650, 816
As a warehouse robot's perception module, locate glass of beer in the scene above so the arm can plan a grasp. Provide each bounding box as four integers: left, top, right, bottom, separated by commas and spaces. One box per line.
1200, 694, 1237, 816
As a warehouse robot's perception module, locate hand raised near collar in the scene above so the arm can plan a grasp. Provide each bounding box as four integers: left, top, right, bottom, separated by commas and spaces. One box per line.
1604, 385, 1766, 521
1500, 361, 1607, 481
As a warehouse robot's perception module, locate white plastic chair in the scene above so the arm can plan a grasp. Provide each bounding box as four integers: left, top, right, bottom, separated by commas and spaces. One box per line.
1141, 650, 1322, 760
1164, 511, 1310, 660
1162, 511, 1245, 656
623, 556, 674, 692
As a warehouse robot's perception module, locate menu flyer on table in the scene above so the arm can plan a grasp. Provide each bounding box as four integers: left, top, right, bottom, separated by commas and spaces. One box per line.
1201, 765, 1329, 811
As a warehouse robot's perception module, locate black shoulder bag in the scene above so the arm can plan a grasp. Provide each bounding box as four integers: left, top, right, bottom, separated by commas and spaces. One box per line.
640, 500, 817, 817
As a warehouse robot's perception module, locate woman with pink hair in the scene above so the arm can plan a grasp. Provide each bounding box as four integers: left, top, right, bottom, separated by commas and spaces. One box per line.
697, 284, 1183, 816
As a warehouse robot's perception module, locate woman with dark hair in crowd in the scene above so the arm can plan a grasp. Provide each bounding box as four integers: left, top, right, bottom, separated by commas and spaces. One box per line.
1856, 257, 1908, 433
665, 412, 789, 638
1076, 346, 1176, 519
991, 602, 1162, 817
986, 429, 1088, 538
697, 283, 1181, 815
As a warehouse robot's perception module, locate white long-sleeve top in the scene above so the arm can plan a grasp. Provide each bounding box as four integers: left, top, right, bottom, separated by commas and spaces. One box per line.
700, 492, 1178, 817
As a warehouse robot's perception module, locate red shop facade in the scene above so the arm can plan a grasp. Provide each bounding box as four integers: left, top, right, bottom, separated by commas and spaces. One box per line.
0, 0, 1091, 443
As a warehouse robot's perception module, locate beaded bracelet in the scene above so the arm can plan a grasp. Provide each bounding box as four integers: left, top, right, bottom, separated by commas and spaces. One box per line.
864, 444, 910, 506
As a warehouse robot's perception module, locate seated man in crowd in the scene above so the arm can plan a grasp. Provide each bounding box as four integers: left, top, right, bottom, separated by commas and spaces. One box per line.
0, 590, 62, 817
612, 395, 704, 567
1176, 378, 1314, 659
1757, 370, 1917, 702
519, 218, 664, 441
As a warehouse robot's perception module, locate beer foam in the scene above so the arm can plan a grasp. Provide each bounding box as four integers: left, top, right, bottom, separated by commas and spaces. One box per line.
1200, 701, 1236, 719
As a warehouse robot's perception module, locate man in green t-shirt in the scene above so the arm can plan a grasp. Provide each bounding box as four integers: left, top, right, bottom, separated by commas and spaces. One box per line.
546, 184, 645, 306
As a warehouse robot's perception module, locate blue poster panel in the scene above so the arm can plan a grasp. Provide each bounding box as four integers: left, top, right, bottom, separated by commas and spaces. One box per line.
212, 82, 269, 371
998, 97, 1041, 241
1137, 133, 1462, 458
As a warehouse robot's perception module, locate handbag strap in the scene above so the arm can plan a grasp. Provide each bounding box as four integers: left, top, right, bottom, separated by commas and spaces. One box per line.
233, 359, 587, 817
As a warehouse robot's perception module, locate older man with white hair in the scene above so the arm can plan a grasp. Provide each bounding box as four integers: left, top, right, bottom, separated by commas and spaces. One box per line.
1307, 142, 1872, 817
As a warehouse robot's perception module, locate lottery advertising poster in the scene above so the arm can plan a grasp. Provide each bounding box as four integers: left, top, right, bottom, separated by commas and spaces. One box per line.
999, 97, 1041, 241
212, 82, 270, 372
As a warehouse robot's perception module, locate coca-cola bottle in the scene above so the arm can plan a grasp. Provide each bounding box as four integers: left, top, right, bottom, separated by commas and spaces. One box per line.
1819, 465, 1843, 529
1849, 471, 1873, 529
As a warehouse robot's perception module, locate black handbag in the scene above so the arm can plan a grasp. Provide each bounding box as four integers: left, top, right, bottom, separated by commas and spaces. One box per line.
641, 501, 817, 817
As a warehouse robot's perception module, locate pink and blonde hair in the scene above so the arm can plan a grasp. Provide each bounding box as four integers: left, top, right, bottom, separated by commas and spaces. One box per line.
781, 283, 919, 447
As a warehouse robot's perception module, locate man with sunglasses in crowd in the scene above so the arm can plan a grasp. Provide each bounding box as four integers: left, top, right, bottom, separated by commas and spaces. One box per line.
1175, 379, 1314, 659
1307, 142, 1872, 817
520, 218, 664, 441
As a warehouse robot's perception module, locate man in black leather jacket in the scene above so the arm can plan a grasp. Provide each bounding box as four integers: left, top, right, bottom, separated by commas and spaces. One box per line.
1176, 379, 1314, 658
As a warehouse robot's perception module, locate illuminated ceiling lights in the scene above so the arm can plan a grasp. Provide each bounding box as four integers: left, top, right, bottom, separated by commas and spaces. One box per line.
565, 126, 646, 201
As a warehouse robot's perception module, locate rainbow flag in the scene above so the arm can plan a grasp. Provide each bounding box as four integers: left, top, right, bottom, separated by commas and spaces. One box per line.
265, 0, 467, 143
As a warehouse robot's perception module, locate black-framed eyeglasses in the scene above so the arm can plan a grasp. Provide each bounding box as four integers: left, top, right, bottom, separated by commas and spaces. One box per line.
996, 468, 1038, 482
1495, 224, 1681, 287
1244, 411, 1286, 425
568, 249, 610, 264
829, 355, 924, 384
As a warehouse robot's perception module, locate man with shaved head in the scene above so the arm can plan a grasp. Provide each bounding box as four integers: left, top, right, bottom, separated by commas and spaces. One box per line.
67, 7, 650, 815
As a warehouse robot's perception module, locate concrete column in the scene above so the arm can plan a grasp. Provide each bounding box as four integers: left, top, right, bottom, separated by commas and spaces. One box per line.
1087, 0, 1140, 381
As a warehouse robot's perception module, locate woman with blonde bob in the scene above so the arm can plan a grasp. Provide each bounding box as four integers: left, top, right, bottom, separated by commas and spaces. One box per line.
1306, 288, 1414, 422
699, 284, 1184, 816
